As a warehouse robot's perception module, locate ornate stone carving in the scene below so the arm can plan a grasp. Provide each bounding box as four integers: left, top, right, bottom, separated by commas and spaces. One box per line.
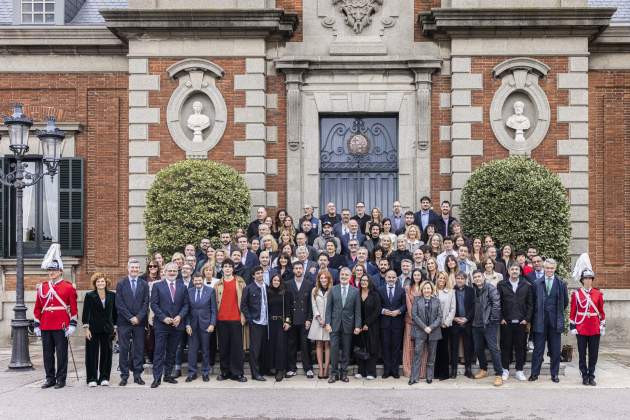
333, 0, 383, 34
166, 58, 227, 159
490, 57, 551, 156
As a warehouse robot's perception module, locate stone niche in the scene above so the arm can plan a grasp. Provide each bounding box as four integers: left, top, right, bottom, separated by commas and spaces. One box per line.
490, 57, 551, 155
166, 58, 228, 159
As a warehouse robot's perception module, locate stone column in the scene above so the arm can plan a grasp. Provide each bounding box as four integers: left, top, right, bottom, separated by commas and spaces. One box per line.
284, 69, 305, 219
413, 71, 432, 206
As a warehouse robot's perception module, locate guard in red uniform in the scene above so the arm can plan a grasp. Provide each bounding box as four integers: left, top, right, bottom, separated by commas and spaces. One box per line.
33, 260, 78, 389
569, 268, 605, 386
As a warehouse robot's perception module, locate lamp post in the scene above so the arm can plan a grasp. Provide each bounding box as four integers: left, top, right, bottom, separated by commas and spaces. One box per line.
2, 104, 65, 369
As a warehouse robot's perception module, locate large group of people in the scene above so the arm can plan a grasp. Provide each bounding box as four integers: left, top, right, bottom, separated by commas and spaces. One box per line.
33, 197, 606, 389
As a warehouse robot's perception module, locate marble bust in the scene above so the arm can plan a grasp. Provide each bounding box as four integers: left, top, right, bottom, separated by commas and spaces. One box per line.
506, 101, 531, 143
186, 101, 211, 143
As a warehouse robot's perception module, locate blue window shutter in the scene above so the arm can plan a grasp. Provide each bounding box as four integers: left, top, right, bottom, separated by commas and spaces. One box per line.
59, 158, 84, 256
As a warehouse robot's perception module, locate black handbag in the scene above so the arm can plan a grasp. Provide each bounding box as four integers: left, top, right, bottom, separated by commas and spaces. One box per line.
353, 334, 370, 361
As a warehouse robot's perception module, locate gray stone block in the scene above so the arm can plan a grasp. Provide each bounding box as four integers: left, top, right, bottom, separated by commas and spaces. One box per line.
451, 189, 462, 207
451, 156, 472, 173
128, 58, 148, 74
439, 158, 451, 175
129, 190, 148, 207
569, 56, 589, 73
558, 106, 588, 123
128, 240, 147, 258
244, 173, 266, 190
266, 158, 278, 176
129, 223, 146, 240
266, 191, 278, 207
246, 58, 266, 74
234, 74, 265, 90
451, 140, 483, 156
234, 107, 266, 123
234, 140, 266, 156
266, 93, 278, 109
246, 91, 266, 107
451, 123, 471, 140
129, 74, 160, 91
250, 190, 267, 207
571, 222, 589, 239
129, 108, 160, 124
129, 124, 148, 140
245, 156, 266, 173
439, 92, 451, 109
570, 189, 589, 205
558, 73, 588, 89
129, 207, 145, 224
129, 91, 149, 108
266, 126, 278, 143
569, 90, 588, 106
569, 156, 589, 172
246, 123, 266, 140
440, 190, 452, 204
559, 172, 588, 189
557, 140, 588, 156
451, 73, 482, 90
451, 90, 471, 106
439, 125, 451, 142
129, 157, 148, 174
569, 238, 589, 255
451, 57, 471, 73
569, 123, 589, 140
570, 205, 589, 222
129, 174, 156, 191
129, 141, 160, 157
452, 106, 483, 123
451, 172, 472, 189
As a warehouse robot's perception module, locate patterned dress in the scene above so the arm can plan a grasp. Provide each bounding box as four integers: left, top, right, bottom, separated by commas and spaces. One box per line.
402, 287, 427, 378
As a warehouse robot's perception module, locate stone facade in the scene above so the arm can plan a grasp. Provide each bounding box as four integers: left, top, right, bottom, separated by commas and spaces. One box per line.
0, 0, 630, 342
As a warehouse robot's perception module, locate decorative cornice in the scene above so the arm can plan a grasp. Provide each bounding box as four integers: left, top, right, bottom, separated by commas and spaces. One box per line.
591, 24, 630, 52
101, 8, 299, 41
0, 26, 126, 55
419, 7, 616, 39
167, 58, 225, 80
493, 57, 550, 80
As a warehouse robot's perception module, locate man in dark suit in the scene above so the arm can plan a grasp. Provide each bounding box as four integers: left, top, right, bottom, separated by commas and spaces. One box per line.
247, 207, 267, 240
414, 196, 440, 233
320, 201, 341, 226
340, 219, 366, 256
185, 272, 217, 382
396, 211, 416, 235
231, 249, 252, 284
115, 258, 149, 386
316, 253, 339, 285
285, 262, 314, 378
435, 200, 457, 238
377, 269, 406, 379
450, 271, 475, 378
332, 208, 351, 238
325, 267, 362, 383
237, 235, 259, 269
529, 258, 569, 383
526, 254, 545, 284
351, 201, 370, 234
240, 266, 269, 381
150, 262, 190, 388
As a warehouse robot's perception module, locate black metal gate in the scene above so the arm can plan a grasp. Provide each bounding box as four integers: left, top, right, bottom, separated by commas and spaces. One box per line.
319, 116, 398, 212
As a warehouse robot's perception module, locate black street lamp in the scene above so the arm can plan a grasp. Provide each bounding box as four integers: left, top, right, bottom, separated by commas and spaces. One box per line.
2, 104, 65, 369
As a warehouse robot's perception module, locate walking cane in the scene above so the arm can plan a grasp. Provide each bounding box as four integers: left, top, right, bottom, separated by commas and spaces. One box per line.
63, 322, 80, 382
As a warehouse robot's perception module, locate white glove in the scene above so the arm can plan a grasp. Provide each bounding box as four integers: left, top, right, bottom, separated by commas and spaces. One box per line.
570, 328, 578, 336
600, 320, 606, 336
65, 325, 76, 337
34, 327, 41, 337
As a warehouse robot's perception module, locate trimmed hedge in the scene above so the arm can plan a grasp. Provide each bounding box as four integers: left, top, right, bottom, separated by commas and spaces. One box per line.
144, 160, 251, 257
460, 156, 571, 272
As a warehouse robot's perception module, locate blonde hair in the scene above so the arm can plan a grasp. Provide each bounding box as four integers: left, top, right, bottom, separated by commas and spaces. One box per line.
436, 271, 453, 292
419, 280, 436, 296
261, 234, 278, 252
405, 224, 421, 241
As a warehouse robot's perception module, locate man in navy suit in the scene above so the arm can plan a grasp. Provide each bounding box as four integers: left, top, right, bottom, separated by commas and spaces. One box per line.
529, 258, 569, 383
378, 269, 406, 378
185, 272, 217, 382
414, 196, 440, 233
340, 219, 366, 256
115, 258, 149, 386
150, 262, 190, 388
237, 235, 259, 269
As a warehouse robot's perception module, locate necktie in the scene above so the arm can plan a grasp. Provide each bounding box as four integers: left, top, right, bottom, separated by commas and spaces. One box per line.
546, 278, 552, 295
388, 286, 394, 302
342, 286, 347, 306
131, 278, 137, 295
196, 289, 200, 303
169, 282, 176, 301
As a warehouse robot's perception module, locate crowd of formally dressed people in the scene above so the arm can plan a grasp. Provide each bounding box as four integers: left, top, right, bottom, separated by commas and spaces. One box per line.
69, 197, 606, 389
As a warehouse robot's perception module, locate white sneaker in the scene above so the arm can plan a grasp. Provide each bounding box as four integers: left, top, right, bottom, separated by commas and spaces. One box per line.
515, 371, 527, 381
354, 373, 363, 379
366, 375, 375, 380
100, 380, 109, 386
88, 381, 97, 388
528, 341, 535, 350
286, 370, 296, 377
502, 369, 509, 381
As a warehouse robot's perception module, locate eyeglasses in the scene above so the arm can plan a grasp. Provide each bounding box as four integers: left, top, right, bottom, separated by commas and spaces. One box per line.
148, 265, 158, 268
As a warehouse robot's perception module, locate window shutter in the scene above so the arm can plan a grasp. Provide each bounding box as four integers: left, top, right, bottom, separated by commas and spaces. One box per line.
0, 157, 5, 258
59, 158, 84, 256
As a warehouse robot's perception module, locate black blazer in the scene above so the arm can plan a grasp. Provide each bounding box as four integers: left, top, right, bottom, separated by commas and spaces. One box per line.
435, 215, 457, 238
453, 285, 475, 323
240, 282, 268, 324
377, 283, 406, 329
82, 290, 117, 335
285, 276, 314, 326
115, 276, 149, 327
497, 277, 533, 323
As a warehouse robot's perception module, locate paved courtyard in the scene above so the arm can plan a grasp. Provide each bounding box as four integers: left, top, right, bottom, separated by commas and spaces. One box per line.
1, 342, 630, 419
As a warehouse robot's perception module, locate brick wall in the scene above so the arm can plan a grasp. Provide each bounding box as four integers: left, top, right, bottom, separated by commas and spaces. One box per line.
0, 72, 129, 290
589, 70, 630, 289
469, 56, 570, 172
431, 73, 451, 202
266, 71, 288, 210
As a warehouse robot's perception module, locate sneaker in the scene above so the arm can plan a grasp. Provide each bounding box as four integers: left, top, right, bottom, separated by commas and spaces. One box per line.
286, 370, 296, 377
501, 369, 509, 381
515, 371, 527, 381
366, 375, 375, 380
306, 370, 314, 379
528, 341, 534, 350
354, 373, 362, 379
100, 380, 110, 387
88, 381, 97, 387
474, 369, 488, 379
494, 376, 503, 387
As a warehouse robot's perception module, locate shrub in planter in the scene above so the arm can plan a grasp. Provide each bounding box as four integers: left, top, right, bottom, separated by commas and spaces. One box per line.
460, 156, 571, 273
144, 160, 251, 257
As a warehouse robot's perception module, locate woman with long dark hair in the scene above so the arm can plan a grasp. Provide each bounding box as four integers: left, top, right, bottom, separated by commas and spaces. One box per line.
267, 273, 292, 382
403, 269, 426, 378
356, 274, 381, 380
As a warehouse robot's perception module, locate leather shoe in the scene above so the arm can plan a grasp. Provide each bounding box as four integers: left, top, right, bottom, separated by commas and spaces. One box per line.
173, 369, 182, 379
528, 375, 538, 382
275, 372, 284, 382
464, 368, 473, 379
216, 374, 229, 381
163, 376, 178, 384
119, 378, 128, 386
340, 375, 349, 382
253, 375, 266, 381
408, 379, 417, 386
426, 378, 432, 384
41, 381, 56, 389
328, 375, 338, 384
588, 377, 597, 386
450, 369, 457, 379
551, 376, 560, 383
382, 374, 390, 379
185, 375, 197, 383
583, 377, 589, 386
235, 375, 248, 383
133, 377, 145, 385
392, 373, 400, 379
150, 380, 160, 388
202, 375, 210, 382
54, 382, 65, 389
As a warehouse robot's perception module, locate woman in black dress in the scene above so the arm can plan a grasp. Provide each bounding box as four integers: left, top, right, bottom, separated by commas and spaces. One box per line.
266, 273, 293, 382
82, 272, 117, 387
355, 274, 382, 380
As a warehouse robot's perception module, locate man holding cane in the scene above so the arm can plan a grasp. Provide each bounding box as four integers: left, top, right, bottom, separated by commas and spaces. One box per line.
33, 260, 78, 389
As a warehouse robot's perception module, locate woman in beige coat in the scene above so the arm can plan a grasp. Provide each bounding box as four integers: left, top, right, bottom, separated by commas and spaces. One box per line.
435, 271, 456, 380
308, 270, 332, 379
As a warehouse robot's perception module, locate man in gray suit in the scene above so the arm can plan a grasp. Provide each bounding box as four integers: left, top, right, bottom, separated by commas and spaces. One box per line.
325, 267, 361, 383
410, 283, 442, 385
185, 272, 217, 382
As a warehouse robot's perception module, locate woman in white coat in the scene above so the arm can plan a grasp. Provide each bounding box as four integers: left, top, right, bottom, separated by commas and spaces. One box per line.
308, 270, 332, 379
434, 271, 456, 380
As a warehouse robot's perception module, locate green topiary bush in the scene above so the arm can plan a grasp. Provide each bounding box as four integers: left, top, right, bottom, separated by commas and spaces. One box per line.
460, 156, 571, 272
144, 160, 251, 257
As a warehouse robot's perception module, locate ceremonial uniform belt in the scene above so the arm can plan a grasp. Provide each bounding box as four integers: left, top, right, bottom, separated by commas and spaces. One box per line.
43, 306, 68, 312
577, 312, 597, 317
